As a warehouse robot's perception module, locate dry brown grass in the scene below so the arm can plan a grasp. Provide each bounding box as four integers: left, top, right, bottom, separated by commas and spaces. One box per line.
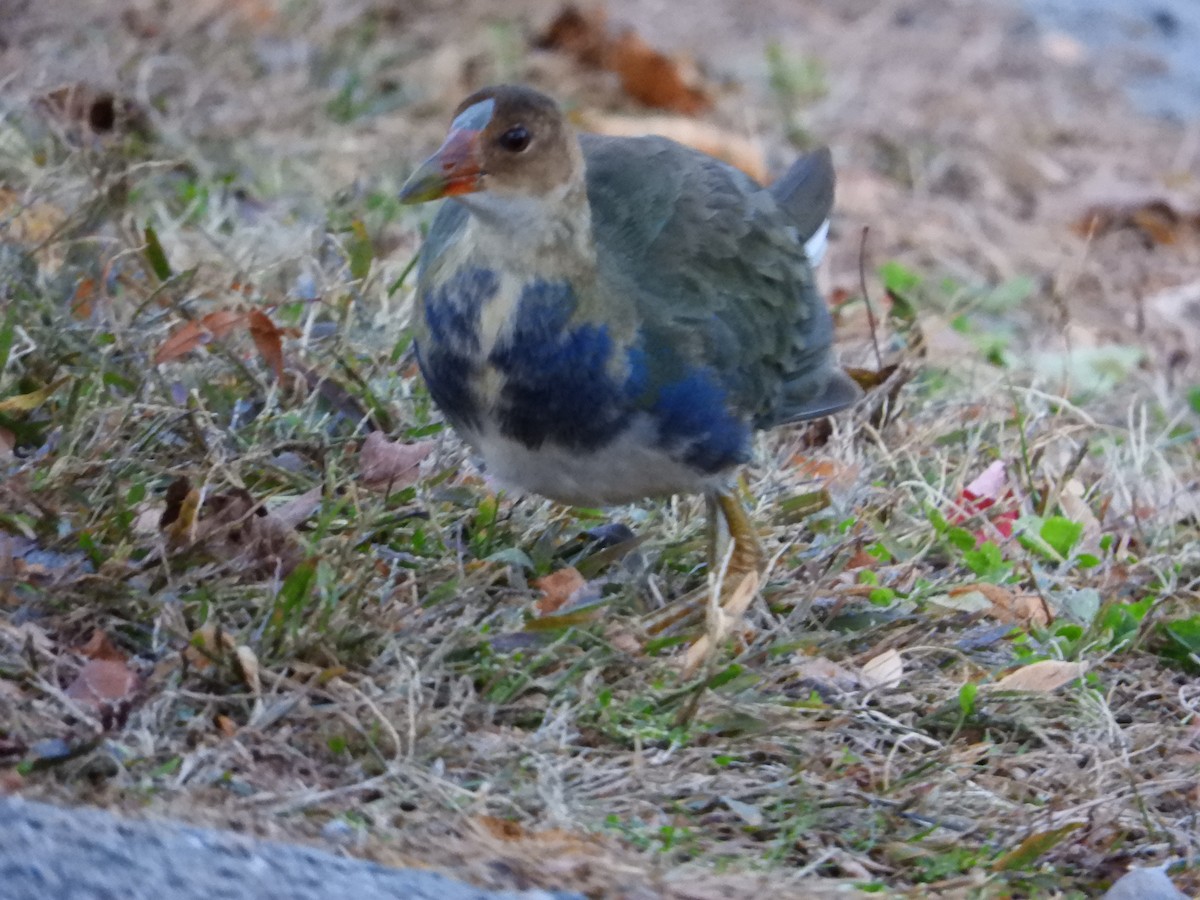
2, 0, 1200, 896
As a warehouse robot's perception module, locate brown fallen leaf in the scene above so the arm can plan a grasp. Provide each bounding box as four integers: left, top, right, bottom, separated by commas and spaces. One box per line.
271, 486, 324, 530
989, 660, 1088, 692
65, 658, 140, 722
185, 623, 237, 671
859, 648, 904, 690
161, 477, 201, 545
580, 112, 765, 182
1074, 198, 1199, 246
154, 310, 247, 365
78, 630, 127, 662
247, 308, 285, 380
194, 488, 307, 578
159, 477, 312, 579
947, 582, 1052, 627
358, 432, 434, 490
0, 187, 69, 272
793, 655, 860, 694
844, 364, 899, 391
608, 28, 710, 114
537, 5, 711, 114
533, 566, 587, 616
535, 6, 608, 66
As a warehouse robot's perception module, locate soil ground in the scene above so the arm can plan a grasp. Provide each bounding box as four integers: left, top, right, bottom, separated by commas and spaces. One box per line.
2, 0, 1200, 897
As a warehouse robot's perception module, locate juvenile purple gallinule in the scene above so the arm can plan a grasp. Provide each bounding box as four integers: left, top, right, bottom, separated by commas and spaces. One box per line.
399, 85, 858, 609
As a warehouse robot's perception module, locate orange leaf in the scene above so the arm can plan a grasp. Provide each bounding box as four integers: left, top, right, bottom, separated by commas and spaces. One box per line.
608, 29, 710, 114
844, 548, 877, 570
154, 310, 246, 365
71, 277, 96, 319
533, 567, 587, 615
78, 629, 127, 662
247, 309, 284, 379
536, 6, 711, 114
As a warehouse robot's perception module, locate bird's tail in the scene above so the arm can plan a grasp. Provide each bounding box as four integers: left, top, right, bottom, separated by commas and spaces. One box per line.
769, 147, 835, 265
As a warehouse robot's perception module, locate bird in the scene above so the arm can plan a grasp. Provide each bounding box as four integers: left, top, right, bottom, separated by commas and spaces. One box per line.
398, 84, 859, 616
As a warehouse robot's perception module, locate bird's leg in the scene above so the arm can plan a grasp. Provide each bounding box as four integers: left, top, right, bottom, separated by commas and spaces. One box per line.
712, 489, 764, 585
642, 489, 765, 638
675, 488, 765, 679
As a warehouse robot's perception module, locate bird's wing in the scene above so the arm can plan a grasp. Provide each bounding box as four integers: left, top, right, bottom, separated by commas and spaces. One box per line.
581, 133, 857, 426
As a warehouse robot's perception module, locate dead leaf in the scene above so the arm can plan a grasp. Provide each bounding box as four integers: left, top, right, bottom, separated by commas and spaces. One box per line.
160, 478, 310, 579
0, 427, 14, 461
0, 533, 15, 605
580, 113, 762, 181
153, 310, 247, 366
186, 624, 236, 671
608, 29, 710, 114
1058, 479, 1102, 554
270, 486, 324, 530
843, 547, 877, 570
195, 488, 306, 578
0, 377, 70, 415
787, 454, 861, 492
537, 6, 711, 114
161, 477, 201, 545
946, 583, 1052, 627
842, 364, 893, 392
247, 308, 284, 379
65, 658, 139, 716
604, 625, 642, 655
535, 6, 608, 66
476, 814, 526, 841
0, 187, 68, 271
1074, 198, 1198, 246
990, 660, 1088, 692
792, 655, 860, 694
78, 630, 127, 662
859, 648, 904, 689
358, 432, 433, 489
234, 645, 261, 697
533, 567, 587, 616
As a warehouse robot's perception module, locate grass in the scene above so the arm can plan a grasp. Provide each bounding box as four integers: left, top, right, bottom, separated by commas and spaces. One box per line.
3, 2, 1200, 897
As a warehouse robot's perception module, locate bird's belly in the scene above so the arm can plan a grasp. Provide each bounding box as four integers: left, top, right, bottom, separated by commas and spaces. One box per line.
462, 416, 728, 507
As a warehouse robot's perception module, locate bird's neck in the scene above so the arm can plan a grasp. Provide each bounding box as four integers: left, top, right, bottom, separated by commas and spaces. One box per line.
456, 177, 595, 277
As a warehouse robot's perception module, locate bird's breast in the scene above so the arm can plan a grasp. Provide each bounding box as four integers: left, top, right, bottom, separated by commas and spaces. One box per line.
416, 264, 638, 452
415, 263, 754, 502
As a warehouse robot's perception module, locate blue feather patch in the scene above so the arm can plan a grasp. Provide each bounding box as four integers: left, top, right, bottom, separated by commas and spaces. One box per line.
417, 266, 498, 427
651, 369, 751, 473
489, 280, 633, 451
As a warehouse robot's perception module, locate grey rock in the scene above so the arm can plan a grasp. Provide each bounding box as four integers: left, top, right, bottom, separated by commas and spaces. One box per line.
0, 795, 581, 900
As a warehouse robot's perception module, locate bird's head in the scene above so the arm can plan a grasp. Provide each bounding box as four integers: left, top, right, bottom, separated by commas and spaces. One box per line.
398, 85, 580, 206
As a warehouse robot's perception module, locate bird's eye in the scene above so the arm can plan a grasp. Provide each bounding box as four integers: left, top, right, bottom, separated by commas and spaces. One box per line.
497, 126, 531, 153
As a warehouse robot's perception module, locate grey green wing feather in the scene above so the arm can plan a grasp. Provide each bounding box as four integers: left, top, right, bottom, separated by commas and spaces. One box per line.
768, 146, 835, 243
580, 134, 859, 428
